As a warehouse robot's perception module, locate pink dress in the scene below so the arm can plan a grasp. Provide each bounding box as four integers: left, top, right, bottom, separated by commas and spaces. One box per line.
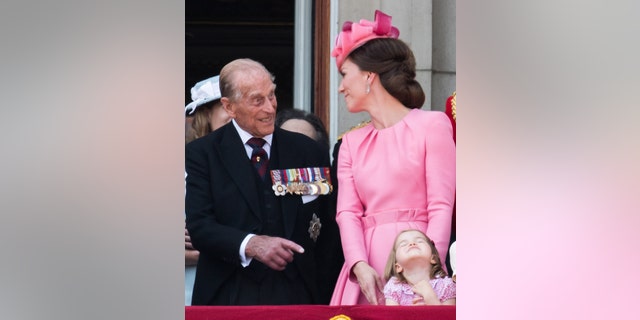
329, 109, 456, 305
383, 276, 456, 305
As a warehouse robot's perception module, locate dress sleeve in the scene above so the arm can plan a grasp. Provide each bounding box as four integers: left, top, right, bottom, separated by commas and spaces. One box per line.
423, 112, 456, 267
435, 277, 457, 302
335, 133, 368, 276
383, 277, 402, 303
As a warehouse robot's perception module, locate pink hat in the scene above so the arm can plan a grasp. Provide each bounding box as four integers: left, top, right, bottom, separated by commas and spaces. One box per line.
331, 10, 400, 69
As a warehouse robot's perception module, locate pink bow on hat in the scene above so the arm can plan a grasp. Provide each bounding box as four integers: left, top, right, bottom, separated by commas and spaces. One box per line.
331, 10, 400, 68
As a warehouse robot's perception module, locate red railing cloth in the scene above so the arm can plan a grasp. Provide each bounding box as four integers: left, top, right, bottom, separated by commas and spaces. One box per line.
186, 305, 455, 320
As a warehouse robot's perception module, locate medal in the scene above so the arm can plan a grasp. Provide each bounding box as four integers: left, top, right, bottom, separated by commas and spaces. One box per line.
269, 167, 333, 196
308, 213, 321, 242
317, 180, 329, 195
307, 183, 319, 195
272, 182, 287, 196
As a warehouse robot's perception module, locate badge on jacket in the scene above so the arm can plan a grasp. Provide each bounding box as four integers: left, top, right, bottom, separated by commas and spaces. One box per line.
270, 167, 333, 196
308, 213, 321, 242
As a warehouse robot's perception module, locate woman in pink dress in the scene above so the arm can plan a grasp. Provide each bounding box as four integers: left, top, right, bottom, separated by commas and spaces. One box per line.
329, 10, 456, 305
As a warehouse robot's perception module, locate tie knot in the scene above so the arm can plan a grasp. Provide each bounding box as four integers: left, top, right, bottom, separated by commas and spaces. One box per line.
247, 137, 266, 149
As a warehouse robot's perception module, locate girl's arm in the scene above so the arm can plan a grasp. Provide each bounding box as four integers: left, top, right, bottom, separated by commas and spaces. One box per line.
385, 299, 400, 306
412, 280, 440, 305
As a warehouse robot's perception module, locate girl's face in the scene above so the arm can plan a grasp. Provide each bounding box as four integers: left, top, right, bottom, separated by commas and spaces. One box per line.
394, 231, 436, 272
338, 59, 369, 113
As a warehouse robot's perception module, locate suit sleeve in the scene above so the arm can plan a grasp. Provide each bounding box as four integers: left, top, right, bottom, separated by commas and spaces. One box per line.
185, 140, 249, 266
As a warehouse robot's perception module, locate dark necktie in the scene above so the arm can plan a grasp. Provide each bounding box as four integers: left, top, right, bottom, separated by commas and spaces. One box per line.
247, 137, 269, 179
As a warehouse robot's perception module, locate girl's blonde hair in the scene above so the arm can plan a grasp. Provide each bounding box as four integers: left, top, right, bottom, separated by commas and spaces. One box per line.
186, 101, 224, 143
383, 229, 447, 282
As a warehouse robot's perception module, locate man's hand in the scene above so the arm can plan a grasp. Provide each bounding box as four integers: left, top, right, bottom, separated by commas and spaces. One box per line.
185, 227, 195, 250
245, 235, 304, 271
185, 227, 199, 266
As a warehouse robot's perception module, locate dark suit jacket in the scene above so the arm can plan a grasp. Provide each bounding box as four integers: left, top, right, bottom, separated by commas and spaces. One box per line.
185, 122, 331, 305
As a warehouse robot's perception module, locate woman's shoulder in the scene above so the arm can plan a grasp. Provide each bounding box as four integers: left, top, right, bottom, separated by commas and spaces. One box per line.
340, 120, 373, 143
337, 120, 371, 141
405, 109, 453, 134
407, 108, 450, 124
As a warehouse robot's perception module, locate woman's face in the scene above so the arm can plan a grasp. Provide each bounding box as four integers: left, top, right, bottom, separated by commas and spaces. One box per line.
338, 59, 369, 113
208, 101, 232, 131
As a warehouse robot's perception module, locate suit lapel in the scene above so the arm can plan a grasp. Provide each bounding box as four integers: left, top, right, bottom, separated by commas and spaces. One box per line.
218, 124, 262, 220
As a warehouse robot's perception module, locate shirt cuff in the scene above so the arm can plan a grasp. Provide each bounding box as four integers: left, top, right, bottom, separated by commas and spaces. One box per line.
239, 234, 255, 267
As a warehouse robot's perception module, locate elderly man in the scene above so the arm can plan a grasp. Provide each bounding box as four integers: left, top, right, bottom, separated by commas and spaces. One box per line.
186, 58, 333, 305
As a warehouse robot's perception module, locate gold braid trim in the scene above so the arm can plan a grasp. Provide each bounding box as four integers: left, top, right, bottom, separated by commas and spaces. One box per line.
451, 91, 456, 122
337, 120, 371, 140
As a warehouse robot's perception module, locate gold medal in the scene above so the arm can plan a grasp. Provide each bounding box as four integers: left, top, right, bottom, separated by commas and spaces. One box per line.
322, 182, 332, 195
286, 183, 296, 195
287, 182, 303, 195
317, 181, 329, 195
294, 182, 304, 195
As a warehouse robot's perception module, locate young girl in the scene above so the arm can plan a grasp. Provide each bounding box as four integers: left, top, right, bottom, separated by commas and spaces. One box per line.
383, 229, 456, 306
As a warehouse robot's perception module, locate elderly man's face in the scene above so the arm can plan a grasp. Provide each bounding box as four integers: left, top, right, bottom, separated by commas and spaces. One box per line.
225, 70, 277, 138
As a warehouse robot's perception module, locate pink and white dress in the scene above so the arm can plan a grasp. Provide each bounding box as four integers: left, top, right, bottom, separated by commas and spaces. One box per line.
383, 276, 456, 305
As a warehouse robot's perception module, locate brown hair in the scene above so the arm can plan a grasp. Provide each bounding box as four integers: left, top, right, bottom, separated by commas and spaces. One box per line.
383, 229, 447, 282
348, 38, 425, 109
275, 108, 330, 150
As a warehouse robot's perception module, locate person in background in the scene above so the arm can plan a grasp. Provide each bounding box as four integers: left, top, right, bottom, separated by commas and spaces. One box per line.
443, 92, 457, 275
185, 58, 333, 305
448, 241, 456, 283
329, 10, 455, 305
275, 108, 342, 304
185, 75, 232, 144
184, 75, 231, 305
383, 229, 456, 306
275, 108, 330, 151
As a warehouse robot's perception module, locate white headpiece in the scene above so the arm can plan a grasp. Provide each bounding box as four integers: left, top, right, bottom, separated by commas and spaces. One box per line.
185, 75, 221, 115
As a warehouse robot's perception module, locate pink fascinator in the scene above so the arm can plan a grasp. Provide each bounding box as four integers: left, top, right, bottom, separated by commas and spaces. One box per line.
331, 10, 400, 68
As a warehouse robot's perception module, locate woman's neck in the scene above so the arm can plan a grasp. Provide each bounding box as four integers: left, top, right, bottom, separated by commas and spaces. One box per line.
366, 94, 411, 130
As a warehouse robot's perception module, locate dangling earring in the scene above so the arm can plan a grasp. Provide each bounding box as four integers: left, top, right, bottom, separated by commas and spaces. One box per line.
365, 83, 370, 94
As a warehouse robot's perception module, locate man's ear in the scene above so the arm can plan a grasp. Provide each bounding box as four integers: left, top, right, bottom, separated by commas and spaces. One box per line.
221, 97, 235, 117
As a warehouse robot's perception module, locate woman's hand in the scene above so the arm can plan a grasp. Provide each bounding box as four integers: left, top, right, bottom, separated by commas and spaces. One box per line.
352, 261, 385, 305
